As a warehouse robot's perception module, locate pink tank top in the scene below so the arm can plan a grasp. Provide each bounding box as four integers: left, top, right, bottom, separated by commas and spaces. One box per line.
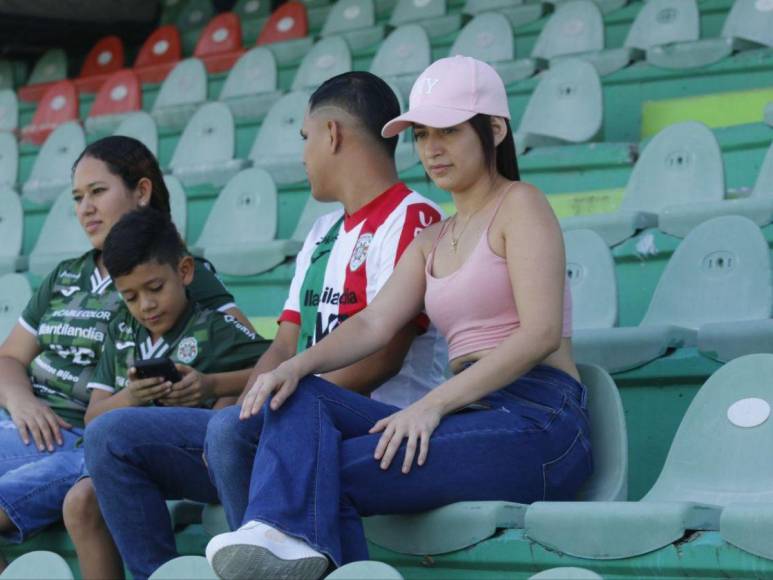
424, 195, 573, 361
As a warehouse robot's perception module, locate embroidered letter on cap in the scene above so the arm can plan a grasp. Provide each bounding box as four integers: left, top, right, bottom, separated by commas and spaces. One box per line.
423, 77, 439, 94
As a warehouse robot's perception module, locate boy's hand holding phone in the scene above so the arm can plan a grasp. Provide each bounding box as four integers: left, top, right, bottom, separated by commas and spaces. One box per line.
156, 364, 215, 408
126, 367, 173, 406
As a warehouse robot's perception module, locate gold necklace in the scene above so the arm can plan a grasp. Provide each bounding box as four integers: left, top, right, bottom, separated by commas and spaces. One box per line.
449, 198, 489, 252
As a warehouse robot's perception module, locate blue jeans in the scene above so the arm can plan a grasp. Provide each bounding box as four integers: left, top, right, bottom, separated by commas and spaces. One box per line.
0, 410, 86, 543
84, 407, 220, 580
239, 366, 592, 567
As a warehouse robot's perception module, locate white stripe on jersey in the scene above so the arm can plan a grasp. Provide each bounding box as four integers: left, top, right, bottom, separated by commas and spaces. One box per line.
139, 337, 169, 360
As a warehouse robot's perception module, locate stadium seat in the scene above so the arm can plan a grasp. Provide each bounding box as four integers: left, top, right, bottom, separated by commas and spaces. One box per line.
166, 499, 205, 529
554, 0, 628, 15
320, 0, 385, 53
168, 102, 249, 188
561, 122, 724, 245
370, 24, 431, 101
218, 47, 281, 122
530, 568, 602, 579
0, 88, 18, 131
84, 69, 141, 135
450, 13, 542, 86
525, 353, 773, 559
766, 102, 773, 126
150, 58, 207, 132
21, 121, 85, 206
564, 229, 617, 331
0, 551, 73, 580
148, 556, 216, 579
20, 80, 78, 146
0, 273, 31, 342
463, 0, 549, 30
202, 503, 229, 536
234, 0, 271, 20
113, 111, 159, 155
17, 48, 68, 102
257, 1, 314, 66
193, 12, 245, 74
291, 36, 352, 91
0, 59, 13, 90
133, 25, 182, 84
0, 132, 18, 189
248, 90, 309, 185
647, 0, 773, 69
176, 0, 215, 33
573, 215, 768, 373
530, 1, 606, 67
0, 188, 23, 274
73, 35, 125, 93
327, 561, 404, 579
364, 362, 627, 554
514, 59, 602, 155
165, 175, 187, 237
721, 503, 773, 561
160, 0, 186, 25
386, 80, 420, 172
28, 187, 91, 277
659, 133, 773, 237
389, 0, 463, 39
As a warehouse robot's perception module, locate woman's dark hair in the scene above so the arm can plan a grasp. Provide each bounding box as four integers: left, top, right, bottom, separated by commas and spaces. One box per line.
72, 136, 171, 216
468, 114, 520, 181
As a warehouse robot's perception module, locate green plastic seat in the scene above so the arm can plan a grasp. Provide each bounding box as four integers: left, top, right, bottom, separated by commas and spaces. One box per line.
0, 132, 18, 189
530, 568, 603, 579
564, 229, 617, 331
364, 363, 628, 554
514, 59, 602, 155
291, 36, 352, 91
573, 215, 767, 373
321, 0, 386, 53
169, 102, 249, 188
562, 121, 724, 246
0, 273, 31, 342
166, 500, 205, 529
0, 188, 23, 274
177, 0, 214, 32
526, 353, 773, 559
28, 187, 91, 277
463, 0, 549, 30
234, 0, 271, 20
151, 58, 207, 132
389, 0, 463, 39
370, 24, 431, 101
218, 47, 282, 122
26, 49, 68, 87
0, 60, 13, 90
647, 0, 773, 69
165, 175, 187, 239
327, 561, 404, 579
113, 111, 158, 155
248, 90, 309, 185
0, 551, 73, 579
21, 122, 85, 206
451, 13, 542, 85
149, 556, 217, 579
0, 89, 18, 131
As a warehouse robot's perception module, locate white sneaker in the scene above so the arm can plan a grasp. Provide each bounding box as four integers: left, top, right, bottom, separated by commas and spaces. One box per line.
206, 520, 329, 580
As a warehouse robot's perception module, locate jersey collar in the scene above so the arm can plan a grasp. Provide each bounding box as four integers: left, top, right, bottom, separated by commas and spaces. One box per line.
342, 182, 411, 233
136, 299, 198, 360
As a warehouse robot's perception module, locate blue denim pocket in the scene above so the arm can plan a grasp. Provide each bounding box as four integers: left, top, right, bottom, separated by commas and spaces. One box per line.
542, 430, 593, 500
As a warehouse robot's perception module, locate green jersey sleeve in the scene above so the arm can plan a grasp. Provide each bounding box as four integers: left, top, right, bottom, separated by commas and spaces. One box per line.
20, 263, 61, 334
87, 319, 119, 394
190, 258, 236, 313
204, 314, 271, 374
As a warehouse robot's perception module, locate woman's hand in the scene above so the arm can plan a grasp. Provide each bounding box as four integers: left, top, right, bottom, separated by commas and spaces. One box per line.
156, 364, 214, 408
240, 360, 301, 420
126, 367, 172, 406
5, 395, 72, 452
369, 401, 443, 474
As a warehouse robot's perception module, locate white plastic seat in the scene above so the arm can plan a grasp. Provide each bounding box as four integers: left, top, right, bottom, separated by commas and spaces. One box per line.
389, 0, 463, 39
0, 188, 23, 274
21, 122, 85, 206
320, 0, 385, 52
370, 24, 431, 100
151, 58, 207, 131
113, 111, 159, 155
0, 273, 31, 342
0, 132, 18, 189
291, 36, 352, 91
165, 175, 188, 239
218, 47, 282, 122
0, 89, 18, 131
149, 556, 216, 579
463, 0, 549, 29
0, 551, 73, 579
564, 229, 617, 331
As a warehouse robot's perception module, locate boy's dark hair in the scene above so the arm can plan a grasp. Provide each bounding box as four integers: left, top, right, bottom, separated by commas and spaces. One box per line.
103, 207, 186, 279
73, 136, 171, 216
308, 71, 400, 157
467, 114, 521, 181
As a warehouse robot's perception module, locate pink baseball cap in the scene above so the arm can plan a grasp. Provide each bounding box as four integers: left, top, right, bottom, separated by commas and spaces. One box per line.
381, 55, 510, 138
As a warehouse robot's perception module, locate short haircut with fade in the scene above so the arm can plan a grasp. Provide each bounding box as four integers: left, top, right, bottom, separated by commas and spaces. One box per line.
308, 71, 400, 157
103, 207, 186, 279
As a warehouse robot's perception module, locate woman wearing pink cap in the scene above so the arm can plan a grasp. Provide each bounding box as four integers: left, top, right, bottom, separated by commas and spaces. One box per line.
206, 56, 590, 579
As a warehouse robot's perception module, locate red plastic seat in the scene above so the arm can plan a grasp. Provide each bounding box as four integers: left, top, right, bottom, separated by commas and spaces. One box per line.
134, 25, 182, 84
87, 69, 141, 120
258, 1, 309, 46
74, 36, 125, 93
193, 12, 245, 74
20, 80, 79, 145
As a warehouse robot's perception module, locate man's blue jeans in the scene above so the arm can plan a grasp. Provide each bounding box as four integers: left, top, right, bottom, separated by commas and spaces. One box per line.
235, 366, 592, 567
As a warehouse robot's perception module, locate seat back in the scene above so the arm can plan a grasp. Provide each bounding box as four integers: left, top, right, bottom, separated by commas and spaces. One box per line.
24, 122, 85, 204
642, 215, 771, 329
291, 36, 351, 90
322, 0, 377, 36
721, 0, 773, 47
195, 169, 278, 252
370, 24, 431, 79
148, 556, 216, 580
26, 80, 78, 142
170, 102, 237, 169
564, 229, 617, 330
530, 568, 602, 580
292, 196, 342, 242
751, 140, 773, 197
326, 561, 403, 580
152, 59, 207, 112
531, 0, 604, 59
177, 0, 215, 31
234, 0, 271, 20
87, 69, 141, 119
0, 88, 18, 131
27, 49, 67, 86
194, 12, 243, 59
0, 274, 31, 342
113, 111, 158, 155
450, 12, 515, 63
248, 90, 308, 166
390, 0, 447, 26
619, 122, 724, 213
0, 551, 73, 580
0, 60, 13, 90
134, 25, 182, 70
78, 36, 124, 80
0, 132, 18, 188
646, 353, 773, 504
219, 47, 277, 100
165, 175, 187, 238
624, 0, 699, 50
575, 364, 628, 501
258, 1, 309, 46
0, 187, 23, 264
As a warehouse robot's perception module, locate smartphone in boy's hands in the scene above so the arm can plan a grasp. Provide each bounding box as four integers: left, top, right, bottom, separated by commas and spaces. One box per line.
134, 358, 183, 383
